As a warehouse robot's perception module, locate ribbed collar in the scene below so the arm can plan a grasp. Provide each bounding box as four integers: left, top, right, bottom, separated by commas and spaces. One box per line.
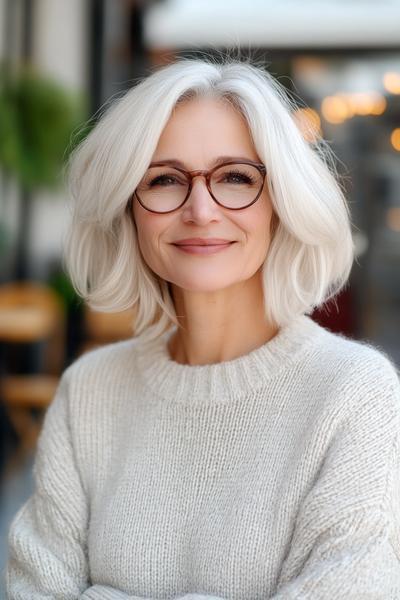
134, 314, 323, 404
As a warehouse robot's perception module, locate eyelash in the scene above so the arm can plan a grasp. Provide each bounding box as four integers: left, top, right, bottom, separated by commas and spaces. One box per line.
224, 170, 256, 184
148, 170, 256, 187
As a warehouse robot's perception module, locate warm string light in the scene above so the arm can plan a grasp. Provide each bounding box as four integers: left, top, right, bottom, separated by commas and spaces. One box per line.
383, 72, 400, 95
310, 71, 400, 236
390, 128, 400, 151
293, 107, 322, 142
385, 129, 400, 233
321, 92, 387, 124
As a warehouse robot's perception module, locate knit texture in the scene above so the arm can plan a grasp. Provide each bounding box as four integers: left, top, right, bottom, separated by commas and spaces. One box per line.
4, 314, 400, 599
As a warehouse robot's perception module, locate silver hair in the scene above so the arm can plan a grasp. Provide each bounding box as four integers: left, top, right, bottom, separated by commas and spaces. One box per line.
63, 55, 355, 342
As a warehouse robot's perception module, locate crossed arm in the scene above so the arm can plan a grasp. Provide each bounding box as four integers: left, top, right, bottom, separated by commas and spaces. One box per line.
6, 362, 400, 599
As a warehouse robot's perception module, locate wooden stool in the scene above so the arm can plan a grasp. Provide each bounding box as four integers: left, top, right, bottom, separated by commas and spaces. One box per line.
79, 305, 136, 356
0, 281, 66, 466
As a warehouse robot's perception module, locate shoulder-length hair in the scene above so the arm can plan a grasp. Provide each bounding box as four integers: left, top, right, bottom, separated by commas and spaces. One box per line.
63, 55, 355, 342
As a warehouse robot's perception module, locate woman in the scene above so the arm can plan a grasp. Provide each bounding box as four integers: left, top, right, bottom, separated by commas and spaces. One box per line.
6, 57, 400, 599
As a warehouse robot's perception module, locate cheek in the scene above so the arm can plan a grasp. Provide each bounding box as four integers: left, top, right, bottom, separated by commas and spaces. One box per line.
133, 211, 170, 272
240, 201, 274, 253
137, 230, 159, 265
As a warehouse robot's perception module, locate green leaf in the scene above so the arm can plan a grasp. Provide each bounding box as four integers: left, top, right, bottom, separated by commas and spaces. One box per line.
0, 65, 90, 191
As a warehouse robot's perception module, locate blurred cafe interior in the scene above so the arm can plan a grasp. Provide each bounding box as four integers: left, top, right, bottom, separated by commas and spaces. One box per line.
0, 0, 399, 589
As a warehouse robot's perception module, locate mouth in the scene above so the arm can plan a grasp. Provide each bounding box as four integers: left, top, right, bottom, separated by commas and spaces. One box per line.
172, 238, 235, 247
173, 243, 234, 247
171, 241, 236, 255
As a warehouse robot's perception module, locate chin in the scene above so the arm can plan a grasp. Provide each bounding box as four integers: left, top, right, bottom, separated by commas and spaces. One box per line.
168, 274, 244, 294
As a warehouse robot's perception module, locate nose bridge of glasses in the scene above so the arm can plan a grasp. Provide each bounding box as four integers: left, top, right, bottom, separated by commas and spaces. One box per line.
187, 168, 210, 183
187, 170, 214, 202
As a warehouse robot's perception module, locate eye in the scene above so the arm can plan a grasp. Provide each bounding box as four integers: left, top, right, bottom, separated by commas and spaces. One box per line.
148, 173, 186, 187
221, 170, 256, 184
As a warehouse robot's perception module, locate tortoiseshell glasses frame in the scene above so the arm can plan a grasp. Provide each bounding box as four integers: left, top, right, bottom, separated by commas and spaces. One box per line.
129, 159, 267, 214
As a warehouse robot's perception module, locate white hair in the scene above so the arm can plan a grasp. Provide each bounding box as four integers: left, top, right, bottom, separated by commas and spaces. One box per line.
63, 54, 355, 342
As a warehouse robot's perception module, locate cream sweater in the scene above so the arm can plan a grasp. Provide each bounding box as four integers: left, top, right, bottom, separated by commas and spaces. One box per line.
5, 314, 400, 599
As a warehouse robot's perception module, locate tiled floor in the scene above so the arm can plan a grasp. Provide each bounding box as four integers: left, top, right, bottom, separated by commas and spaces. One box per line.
0, 452, 35, 598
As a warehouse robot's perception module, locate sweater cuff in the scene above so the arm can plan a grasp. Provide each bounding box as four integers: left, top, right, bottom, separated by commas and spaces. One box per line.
81, 587, 226, 600
81, 585, 132, 599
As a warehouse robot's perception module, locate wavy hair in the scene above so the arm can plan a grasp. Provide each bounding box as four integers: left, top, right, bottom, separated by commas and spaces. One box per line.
63, 55, 355, 342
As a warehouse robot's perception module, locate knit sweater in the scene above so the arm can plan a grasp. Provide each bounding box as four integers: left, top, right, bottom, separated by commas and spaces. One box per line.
5, 314, 400, 599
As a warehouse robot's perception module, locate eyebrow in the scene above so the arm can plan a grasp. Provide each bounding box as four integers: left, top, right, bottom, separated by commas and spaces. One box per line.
148, 156, 259, 169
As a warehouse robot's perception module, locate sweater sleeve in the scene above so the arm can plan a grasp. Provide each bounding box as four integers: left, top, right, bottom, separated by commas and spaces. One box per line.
80, 588, 224, 600
5, 365, 91, 598
269, 354, 400, 599
75, 356, 400, 600
4, 367, 225, 600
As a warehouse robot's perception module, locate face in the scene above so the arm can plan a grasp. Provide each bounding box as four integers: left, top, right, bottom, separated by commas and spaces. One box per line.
132, 96, 275, 294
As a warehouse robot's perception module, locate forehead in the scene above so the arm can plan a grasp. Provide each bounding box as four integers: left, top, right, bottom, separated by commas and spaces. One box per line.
153, 96, 259, 165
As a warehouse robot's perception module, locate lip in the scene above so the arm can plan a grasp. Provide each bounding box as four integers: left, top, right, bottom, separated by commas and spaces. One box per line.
172, 238, 234, 246
171, 240, 236, 255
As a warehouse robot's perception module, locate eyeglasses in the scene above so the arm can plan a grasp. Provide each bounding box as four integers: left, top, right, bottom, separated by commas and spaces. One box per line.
132, 160, 267, 214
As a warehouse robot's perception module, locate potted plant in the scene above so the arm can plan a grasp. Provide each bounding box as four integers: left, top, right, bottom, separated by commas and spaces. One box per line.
0, 64, 91, 280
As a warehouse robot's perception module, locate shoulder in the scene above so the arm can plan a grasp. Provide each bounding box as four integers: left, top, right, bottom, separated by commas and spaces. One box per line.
49, 338, 142, 423
313, 321, 399, 384
306, 318, 400, 419
62, 337, 141, 385
48, 338, 144, 448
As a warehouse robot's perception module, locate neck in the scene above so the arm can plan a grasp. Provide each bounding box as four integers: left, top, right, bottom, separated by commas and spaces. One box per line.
168, 270, 279, 366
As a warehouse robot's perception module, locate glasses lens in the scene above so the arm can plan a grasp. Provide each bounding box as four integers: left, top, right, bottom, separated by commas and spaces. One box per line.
136, 166, 189, 212
210, 163, 264, 208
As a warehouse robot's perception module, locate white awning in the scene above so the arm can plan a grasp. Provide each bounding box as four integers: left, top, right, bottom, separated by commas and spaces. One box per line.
144, 0, 400, 49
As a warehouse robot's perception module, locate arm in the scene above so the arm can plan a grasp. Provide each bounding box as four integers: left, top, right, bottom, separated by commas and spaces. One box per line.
269, 355, 400, 599
81, 357, 400, 600
5, 366, 91, 598
82, 590, 224, 600
5, 365, 225, 600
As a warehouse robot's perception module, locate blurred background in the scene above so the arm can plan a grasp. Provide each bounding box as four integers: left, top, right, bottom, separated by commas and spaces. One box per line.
0, 0, 399, 594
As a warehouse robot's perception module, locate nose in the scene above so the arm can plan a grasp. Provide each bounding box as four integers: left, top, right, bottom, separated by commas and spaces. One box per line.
181, 175, 221, 225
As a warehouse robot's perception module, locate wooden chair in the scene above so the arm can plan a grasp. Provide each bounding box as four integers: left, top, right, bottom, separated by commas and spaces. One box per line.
0, 281, 66, 466
78, 305, 136, 356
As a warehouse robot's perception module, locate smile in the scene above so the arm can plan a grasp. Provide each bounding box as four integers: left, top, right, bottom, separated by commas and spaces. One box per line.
172, 242, 236, 255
